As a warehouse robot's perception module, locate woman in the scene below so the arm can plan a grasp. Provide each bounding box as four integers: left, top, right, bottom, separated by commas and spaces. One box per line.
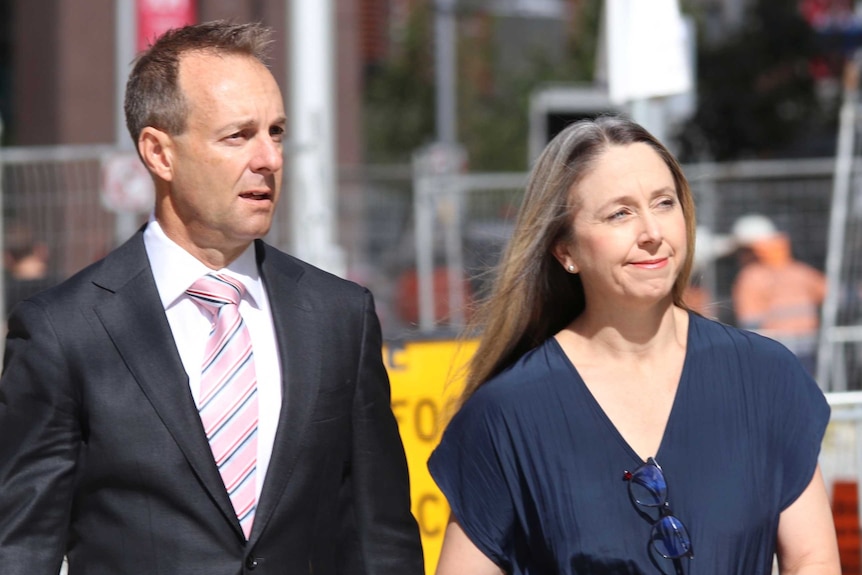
427, 116, 839, 574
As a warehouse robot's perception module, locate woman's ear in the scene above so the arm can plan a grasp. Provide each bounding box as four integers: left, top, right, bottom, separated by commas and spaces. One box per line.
552, 241, 578, 274
137, 127, 174, 182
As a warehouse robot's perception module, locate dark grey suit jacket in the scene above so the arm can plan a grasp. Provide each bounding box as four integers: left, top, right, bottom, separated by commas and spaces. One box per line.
0, 230, 423, 575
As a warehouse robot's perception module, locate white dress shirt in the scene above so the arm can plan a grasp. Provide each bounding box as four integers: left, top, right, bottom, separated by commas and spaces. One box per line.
143, 218, 282, 499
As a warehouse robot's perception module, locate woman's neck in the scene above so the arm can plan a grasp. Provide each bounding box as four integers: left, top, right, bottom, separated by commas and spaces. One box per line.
567, 302, 687, 359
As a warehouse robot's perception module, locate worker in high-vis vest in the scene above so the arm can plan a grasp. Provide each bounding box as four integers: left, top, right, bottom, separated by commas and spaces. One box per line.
730, 214, 827, 375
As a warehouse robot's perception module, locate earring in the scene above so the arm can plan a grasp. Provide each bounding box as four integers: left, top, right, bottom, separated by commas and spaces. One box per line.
567, 265, 575, 273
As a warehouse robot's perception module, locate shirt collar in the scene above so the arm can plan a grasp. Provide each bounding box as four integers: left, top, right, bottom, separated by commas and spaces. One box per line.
143, 216, 264, 310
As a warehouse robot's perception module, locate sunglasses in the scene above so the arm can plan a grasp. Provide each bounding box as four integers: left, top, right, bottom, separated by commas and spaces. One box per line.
624, 457, 694, 559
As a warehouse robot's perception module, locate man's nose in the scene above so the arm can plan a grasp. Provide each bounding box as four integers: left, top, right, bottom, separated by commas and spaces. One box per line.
251, 135, 284, 174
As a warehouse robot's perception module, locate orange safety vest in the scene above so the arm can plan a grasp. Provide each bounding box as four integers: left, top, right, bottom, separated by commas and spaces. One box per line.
731, 234, 827, 354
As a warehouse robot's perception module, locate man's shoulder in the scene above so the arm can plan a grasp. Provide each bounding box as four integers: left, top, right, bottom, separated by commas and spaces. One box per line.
786, 259, 826, 280
257, 241, 367, 297
734, 261, 772, 282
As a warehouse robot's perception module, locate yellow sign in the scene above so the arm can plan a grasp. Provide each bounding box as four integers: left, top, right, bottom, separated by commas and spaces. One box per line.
385, 338, 477, 575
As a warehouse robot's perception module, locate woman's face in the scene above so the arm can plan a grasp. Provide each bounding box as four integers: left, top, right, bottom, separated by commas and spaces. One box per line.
553, 142, 688, 311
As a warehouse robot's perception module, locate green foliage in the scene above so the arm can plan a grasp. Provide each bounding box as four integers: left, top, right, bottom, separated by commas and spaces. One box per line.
678, 0, 833, 161
363, 1, 842, 165
363, 4, 437, 164
461, 3, 601, 171
362, 2, 602, 170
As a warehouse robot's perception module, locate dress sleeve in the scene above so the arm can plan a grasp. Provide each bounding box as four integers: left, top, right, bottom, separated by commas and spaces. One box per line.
428, 391, 517, 572
770, 349, 831, 511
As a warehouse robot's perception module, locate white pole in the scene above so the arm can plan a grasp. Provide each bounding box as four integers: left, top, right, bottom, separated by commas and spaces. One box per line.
817, 54, 860, 391
289, 0, 345, 276
115, 0, 136, 151
413, 165, 435, 332
434, 0, 465, 330
115, 0, 138, 245
435, 0, 457, 144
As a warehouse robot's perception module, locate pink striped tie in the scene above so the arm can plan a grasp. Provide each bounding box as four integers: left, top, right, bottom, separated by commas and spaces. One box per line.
186, 273, 258, 539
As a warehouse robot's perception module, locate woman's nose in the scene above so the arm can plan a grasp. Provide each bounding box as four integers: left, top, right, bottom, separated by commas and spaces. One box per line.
638, 213, 663, 245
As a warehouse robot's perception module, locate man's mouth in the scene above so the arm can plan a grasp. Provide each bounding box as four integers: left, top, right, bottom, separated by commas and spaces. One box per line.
240, 190, 272, 201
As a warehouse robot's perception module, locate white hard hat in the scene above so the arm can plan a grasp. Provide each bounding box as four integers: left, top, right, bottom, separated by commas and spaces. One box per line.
694, 226, 734, 269
731, 214, 778, 245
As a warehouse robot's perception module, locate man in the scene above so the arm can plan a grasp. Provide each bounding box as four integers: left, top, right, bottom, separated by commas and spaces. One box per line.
0, 21, 423, 575
730, 213, 827, 375
3, 222, 58, 313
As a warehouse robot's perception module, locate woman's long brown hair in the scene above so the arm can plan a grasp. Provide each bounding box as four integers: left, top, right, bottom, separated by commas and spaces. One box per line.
451, 115, 697, 413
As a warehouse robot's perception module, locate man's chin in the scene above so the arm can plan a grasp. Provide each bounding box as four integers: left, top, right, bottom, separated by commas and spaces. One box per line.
241, 215, 275, 238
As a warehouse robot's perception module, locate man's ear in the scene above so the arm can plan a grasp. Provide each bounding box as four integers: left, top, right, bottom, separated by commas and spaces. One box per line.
138, 127, 175, 182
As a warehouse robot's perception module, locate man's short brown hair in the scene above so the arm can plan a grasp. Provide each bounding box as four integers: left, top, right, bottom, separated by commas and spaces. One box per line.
124, 20, 274, 147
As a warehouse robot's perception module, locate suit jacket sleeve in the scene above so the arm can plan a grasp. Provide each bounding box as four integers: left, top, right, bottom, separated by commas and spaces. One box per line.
0, 300, 79, 575
338, 289, 424, 575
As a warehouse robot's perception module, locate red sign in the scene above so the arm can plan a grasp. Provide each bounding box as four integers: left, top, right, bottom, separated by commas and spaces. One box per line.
101, 153, 155, 213
137, 0, 197, 52
800, 0, 853, 28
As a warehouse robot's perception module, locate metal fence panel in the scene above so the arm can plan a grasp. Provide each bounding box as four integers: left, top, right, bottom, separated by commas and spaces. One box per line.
410, 157, 861, 390
1, 145, 858, 389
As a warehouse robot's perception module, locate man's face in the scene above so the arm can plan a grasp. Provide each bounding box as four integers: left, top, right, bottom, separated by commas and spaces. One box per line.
158, 50, 286, 265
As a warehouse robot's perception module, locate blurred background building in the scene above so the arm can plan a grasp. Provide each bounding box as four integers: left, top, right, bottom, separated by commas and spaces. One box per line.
0, 0, 861, 390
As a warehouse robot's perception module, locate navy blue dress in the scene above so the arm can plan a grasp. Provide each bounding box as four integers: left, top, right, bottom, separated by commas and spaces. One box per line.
428, 313, 830, 575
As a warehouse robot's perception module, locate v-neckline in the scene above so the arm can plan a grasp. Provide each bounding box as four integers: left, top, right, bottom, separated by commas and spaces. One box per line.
550, 311, 694, 464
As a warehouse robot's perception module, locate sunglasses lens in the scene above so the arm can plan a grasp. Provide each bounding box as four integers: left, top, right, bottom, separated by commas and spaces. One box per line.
629, 464, 667, 507
651, 515, 693, 558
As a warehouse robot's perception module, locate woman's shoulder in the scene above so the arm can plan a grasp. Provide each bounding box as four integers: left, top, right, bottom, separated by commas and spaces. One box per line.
484, 337, 569, 387
688, 311, 797, 362
440, 338, 577, 458
686, 312, 821, 407
462, 338, 571, 412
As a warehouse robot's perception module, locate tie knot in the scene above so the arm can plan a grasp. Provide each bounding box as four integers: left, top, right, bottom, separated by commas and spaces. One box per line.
186, 273, 245, 313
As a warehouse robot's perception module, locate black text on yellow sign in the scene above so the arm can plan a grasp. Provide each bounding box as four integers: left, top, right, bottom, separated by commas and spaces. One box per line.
385, 339, 476, 575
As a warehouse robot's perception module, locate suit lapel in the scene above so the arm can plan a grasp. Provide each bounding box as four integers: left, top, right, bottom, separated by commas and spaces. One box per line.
249, 242, 323, 540
91, 233, 242, 536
